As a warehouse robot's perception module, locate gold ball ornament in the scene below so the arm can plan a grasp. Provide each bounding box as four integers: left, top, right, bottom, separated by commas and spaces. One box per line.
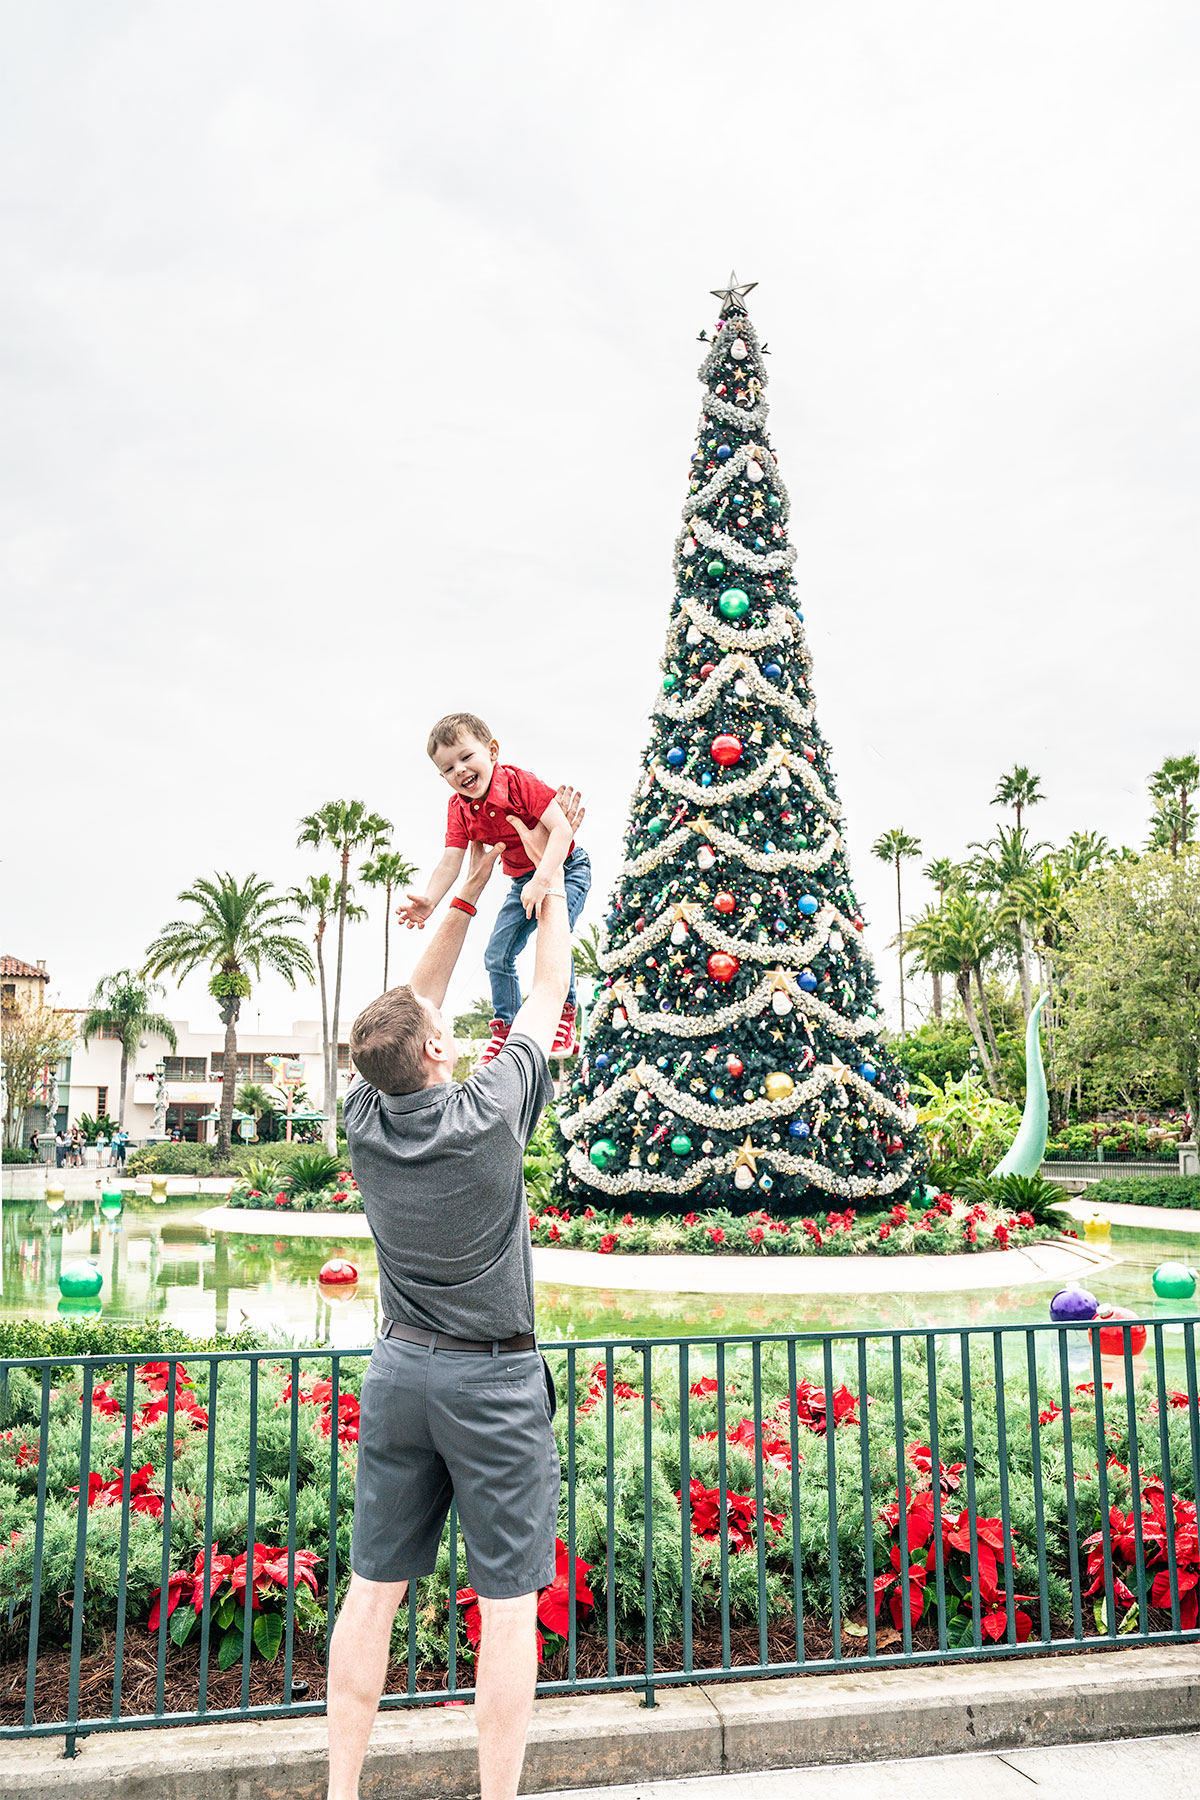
764, 1072, 794, 1101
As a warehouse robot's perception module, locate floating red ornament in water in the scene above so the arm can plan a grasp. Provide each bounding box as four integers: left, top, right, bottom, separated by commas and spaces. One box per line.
319, 1258, 358, 1286
1092, 1305, 1147, 1356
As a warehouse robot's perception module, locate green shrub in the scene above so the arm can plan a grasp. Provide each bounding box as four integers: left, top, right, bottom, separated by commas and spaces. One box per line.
0, 1319, 265, 1364
126, 1142, 222, 1176
893, 1021, 977, 1088
1084, 1175, 1200, 1210
2, 1146, 35, 1165
954, 1172, 1066, 1225
286, 1151, 344, 1193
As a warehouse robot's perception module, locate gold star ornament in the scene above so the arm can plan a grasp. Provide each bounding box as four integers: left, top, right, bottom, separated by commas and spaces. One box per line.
711, 270, 758, 313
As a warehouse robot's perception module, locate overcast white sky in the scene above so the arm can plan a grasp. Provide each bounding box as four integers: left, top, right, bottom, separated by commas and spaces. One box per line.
3, 2, 1198, 1040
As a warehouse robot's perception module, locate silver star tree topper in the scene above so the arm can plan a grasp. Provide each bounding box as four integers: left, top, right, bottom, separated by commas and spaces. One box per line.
710, 270, 757, 313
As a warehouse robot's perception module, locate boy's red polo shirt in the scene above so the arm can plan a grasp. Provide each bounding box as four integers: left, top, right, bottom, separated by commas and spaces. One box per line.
444, 763, 571, 877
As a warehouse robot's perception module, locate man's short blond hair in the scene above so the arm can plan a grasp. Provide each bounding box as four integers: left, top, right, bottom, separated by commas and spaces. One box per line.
350, 986, 436, 1095
427, 712, 494, 760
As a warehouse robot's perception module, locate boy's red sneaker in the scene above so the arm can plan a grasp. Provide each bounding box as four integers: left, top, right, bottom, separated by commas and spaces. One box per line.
551, 1002, 579, 1057
479, 1019, 511, 1066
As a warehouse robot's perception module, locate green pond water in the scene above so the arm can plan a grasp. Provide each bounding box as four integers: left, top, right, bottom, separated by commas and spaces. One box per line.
2, 1196, 1198, 1354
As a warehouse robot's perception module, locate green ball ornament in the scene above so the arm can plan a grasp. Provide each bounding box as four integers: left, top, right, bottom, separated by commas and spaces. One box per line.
670, 1133, 693, 1156
662, 673, 677, 692
589, 1138, 619, 1171
1152, 1262, 1197, 1300
706, 558, 726, 581
59, 1262, 103, 1300
717, 588, 750, 620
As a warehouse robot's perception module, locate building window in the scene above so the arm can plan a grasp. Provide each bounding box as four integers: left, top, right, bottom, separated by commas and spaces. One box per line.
99, 1023, 123, 1040
210, 1052, 255, 1082
165, 1057, 209, 1082
96, 1087, 108, 1117
337, 1042, 352, 1072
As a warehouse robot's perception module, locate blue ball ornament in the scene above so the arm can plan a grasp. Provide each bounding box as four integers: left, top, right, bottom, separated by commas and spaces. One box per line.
595, 1053, 610, 1070
788, 1121, 811, 1139
666, 746, 686, 768
716, 444, 732, 461
798, 895, 819, 916
763, 663, 782, 682
701, 772, 712, 786
657, 1056, 670, 1069
797, 971, 818, 992
858, 1063, 877, 1083
1049, 1287, 1099, 1324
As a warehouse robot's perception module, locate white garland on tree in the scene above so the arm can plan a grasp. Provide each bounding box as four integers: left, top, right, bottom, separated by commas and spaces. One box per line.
676, 514, 796, 578
599, 899, 860, 975
560, 1055, 902, 1139
683, 440, 792, 518
586, 965, 879, 1042
654, 652, 814, 730
650, 745, 837, 813
618, 818, 842, 880
701, 391, 770, 433
672, 597, 794, 655
565, 1142, 915, 1201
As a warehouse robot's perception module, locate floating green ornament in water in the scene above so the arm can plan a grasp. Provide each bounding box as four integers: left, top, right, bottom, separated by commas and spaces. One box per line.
100, 1190, 124, 1220
717, 588, 750, 620
59, 1261, 103, 1299
1152, 1262, 1197, 1300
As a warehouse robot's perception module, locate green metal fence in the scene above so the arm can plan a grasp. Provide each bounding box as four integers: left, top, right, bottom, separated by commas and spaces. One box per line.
1, 1318, 1198, 1753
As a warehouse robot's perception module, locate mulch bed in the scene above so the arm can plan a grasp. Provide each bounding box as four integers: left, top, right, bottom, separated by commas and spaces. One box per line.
1, 1612, 1125, 1730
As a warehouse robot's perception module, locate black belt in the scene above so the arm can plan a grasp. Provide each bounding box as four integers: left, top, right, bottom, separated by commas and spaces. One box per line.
380, 1318, 537, 1354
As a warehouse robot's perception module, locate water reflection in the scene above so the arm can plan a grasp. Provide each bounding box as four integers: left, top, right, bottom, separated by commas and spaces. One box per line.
1, 1197, 1197, 1359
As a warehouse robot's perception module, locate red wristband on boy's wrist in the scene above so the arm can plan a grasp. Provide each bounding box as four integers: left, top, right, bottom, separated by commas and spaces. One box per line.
449, 896, 477, 917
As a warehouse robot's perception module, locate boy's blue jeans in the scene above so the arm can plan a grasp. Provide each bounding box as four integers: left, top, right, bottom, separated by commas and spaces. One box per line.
484, 847, 592, 1024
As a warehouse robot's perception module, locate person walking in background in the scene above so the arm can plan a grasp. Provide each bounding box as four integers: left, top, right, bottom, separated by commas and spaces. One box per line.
55, 1130, 66, 1168
29, 1130, 39, 1162
96, 1129, 108, 1167
111, 1128, 127, 1169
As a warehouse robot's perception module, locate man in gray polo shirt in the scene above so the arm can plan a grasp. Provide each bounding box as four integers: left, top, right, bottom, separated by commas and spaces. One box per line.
326, 827, 572, 1800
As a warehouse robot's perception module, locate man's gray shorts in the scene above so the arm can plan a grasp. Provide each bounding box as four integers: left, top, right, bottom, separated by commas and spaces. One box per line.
351, 1334, 561, 1598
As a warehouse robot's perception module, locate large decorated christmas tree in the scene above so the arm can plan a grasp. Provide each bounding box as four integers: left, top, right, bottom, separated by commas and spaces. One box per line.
559, 275, 927, 1212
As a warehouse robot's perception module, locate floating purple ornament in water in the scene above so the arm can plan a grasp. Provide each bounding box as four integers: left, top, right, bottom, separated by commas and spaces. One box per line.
1049, 1286, 1099, 1324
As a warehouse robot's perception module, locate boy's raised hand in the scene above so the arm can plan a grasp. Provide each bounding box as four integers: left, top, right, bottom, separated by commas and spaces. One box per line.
396, 891, 435, 931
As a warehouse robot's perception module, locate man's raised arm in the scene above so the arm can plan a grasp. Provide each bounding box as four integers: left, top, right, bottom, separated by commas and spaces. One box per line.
408, 840, 502, 1008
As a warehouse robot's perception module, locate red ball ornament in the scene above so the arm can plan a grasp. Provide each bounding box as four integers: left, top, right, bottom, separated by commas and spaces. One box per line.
700, 661, 717, 679
713, 891, 736, 914
710, 734, 743, 767
634, 916, 646, 932
319, 1257, 358, 1285
803, 746, 816, 763
726, 1055, 744, 1078
1093, 1305, 1147, 1357
707, 952, 739, 983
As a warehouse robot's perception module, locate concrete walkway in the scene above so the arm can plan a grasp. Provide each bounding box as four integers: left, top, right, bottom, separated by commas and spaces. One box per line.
535, 1733, 1199, 1798
196, 1205, 1119, 1294
1059, 1195, 1200, 1237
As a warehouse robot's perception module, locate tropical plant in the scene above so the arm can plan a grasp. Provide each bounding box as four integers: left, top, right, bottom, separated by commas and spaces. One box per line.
571, 924, 604, 983
74, 1112, 113, 1145
453, 995, 495, 1039
79, 970, 178, 1128
288, 873, 366, 1148
905, 896, 1001, 1093
359, 848, 417, 992
286, 1149, 344, 1193
1057, 831, 1111, 883
143, 875, 313, 1158
913, 1068, 1021, 1173
870, 827, 921, 1035
1, 999, 78, 1151
237, 1155, 292, 1196
1147, 755, 1199, 859
297, 802, 391, 1146
954, 1172, 1066, 1225
918, 858, 961, 1020
991, 764, 1045, 832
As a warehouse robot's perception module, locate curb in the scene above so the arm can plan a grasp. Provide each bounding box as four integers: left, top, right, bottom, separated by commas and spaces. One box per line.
5, 1643, 1200, 1798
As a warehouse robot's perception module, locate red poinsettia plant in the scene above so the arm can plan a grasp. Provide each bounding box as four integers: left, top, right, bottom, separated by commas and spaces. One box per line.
874, 1443, 1033, 1646
1082, 1479, 1199, 1629
453, 1536, 595, 1662
148, 1541, 324, 1668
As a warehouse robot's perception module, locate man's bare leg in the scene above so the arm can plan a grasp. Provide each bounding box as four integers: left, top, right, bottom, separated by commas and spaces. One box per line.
476, 1592, 539, 1800
326, 1571, 406, 1800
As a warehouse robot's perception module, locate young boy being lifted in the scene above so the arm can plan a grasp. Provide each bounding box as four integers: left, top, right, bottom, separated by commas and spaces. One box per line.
397, 712, 592, 1060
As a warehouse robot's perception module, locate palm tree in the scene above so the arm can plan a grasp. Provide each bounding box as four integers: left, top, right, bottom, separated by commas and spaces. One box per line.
235, 1082, 277, 1141
297, 802, 391, 1144
359, 848, 417, 992
1057, 830, 1111, 882
80, 971, 177, 1128
967, 825, 1048, 1021
288, 874, 357, 1130
571, 924, 604, 982
1148, 755, 1199, 857
919, 858, 959, 1021
925, 893, 1002, 1094
144, 875, 313, 1157
992, 765, 1045, 832
871, 828, 922, 1035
